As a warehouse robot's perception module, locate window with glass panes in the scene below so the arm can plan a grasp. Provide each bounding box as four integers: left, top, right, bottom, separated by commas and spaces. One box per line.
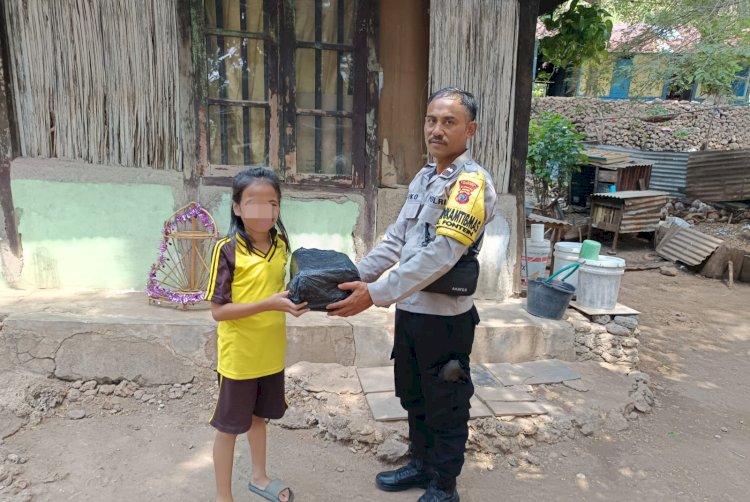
205, 0, 273, 168
199, 0, 369, 187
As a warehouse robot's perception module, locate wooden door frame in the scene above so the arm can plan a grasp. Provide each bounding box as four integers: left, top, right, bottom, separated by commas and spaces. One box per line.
0, 4, 21, 261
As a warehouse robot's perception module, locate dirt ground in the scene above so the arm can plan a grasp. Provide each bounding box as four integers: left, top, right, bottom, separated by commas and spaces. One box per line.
1, 255, 749, 502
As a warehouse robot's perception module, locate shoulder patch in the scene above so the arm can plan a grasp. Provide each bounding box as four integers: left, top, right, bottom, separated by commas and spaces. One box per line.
436, 171, 486, 246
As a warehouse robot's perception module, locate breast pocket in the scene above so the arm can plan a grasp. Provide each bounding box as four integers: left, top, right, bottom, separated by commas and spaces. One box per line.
419, 205, 444, 225
403, 201, 421, 220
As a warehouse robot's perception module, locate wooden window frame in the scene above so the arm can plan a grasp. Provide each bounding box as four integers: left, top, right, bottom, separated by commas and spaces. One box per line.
193, 0, 377, 189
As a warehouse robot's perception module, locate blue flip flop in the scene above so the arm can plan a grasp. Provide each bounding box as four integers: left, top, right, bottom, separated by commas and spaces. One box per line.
248, 479, 294, 502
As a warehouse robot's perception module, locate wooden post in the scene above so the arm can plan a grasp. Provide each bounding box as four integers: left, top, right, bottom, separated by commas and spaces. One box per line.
360, 0, 379, 252
508, 0, 541, 294
188, 0, 210, 178
177, 0, 200, 200
701, 244, 745, 280
190, 217, 197, 290
0, 6, 21, 262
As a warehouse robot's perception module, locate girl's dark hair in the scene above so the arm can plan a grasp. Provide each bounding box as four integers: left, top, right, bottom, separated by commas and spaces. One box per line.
229, 167, 290, 254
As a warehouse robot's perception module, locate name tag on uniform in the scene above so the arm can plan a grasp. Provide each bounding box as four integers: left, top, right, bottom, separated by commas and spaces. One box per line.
426, 194, 447, 206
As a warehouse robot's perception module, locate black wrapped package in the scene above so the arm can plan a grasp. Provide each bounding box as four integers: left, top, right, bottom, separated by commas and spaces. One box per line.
287, 248, 361, 311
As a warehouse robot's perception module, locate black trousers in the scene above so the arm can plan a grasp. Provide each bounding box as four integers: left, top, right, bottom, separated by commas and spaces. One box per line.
393, 306, 480, 489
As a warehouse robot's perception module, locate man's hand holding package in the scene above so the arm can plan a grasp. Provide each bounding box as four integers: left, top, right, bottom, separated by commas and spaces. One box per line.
326, 281, 373, 317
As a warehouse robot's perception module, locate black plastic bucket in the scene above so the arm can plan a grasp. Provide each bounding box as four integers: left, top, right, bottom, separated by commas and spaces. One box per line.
526, 277, 576, 320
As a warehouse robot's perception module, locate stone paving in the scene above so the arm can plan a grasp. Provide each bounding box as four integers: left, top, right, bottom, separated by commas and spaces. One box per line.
357, 359, 581, 421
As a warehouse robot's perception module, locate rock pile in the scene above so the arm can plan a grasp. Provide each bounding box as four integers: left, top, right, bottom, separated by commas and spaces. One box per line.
532, 97, 750, 152
662, 198, 750, 226
570, 311, 641, 369
278, 363, 411, 463
660, 198, 750, 255
63, 378, 198, 417
0, 451, 31, 502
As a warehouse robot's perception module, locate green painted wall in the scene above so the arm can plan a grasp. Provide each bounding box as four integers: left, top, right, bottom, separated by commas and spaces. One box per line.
213, 193, 359, 258
5, 180, 174, 290
1, 183, 360, 292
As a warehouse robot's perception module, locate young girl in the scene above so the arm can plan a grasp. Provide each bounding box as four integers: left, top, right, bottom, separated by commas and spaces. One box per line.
207, 167, 308, 502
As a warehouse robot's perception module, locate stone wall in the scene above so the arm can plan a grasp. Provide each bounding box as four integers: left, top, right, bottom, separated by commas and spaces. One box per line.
532, 97, 750, 152
568, 310, 642, 370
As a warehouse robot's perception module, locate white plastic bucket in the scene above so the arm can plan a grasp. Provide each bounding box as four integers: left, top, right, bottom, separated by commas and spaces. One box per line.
576, 256, 626, 310
530, 224, 545, 242
553, 242, 582, 290
521, 239, 550, 285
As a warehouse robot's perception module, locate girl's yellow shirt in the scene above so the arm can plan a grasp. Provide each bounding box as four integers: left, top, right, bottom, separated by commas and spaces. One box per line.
207, 233, 288, 380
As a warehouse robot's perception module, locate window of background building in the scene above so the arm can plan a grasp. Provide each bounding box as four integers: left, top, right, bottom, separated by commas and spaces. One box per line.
200, 0, 369, 187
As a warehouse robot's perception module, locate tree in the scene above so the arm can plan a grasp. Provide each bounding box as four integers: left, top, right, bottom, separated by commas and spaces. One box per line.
602, 0, 750, 102
604, 0, 750, 37
538, 0, 614, 96
671, 43, 750, 100
540, 0, 614, 71
527, 113, 587, 212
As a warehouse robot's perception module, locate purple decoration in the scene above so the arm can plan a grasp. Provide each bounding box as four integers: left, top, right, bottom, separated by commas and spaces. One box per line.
146, 202, 217, 305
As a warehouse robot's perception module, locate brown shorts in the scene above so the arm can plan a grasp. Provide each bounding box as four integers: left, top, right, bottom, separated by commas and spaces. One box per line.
209, 370, 287, 434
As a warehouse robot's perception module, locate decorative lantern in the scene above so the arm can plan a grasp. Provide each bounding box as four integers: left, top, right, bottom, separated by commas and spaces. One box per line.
146, 202, 219, 308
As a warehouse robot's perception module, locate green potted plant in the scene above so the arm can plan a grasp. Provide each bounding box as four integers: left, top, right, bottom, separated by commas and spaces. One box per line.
527, 112, 587, 215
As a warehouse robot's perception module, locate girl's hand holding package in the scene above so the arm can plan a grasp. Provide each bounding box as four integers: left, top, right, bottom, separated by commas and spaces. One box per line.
267, 290, 309, 317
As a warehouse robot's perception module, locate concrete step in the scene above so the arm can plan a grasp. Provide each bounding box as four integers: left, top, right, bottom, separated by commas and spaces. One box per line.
0, 292, 573, 385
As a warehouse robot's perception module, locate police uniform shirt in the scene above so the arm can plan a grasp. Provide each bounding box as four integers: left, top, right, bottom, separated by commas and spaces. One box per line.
358, 150, 498, 316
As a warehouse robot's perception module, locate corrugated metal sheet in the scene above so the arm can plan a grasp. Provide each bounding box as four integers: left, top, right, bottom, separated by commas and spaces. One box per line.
527, 213, 568, 225
656, 227, 723, 266
616, 164, 653, 192
592, 190, 670, 199
686, 149, 750, 202
589, 160, 654, 169
595, 145, 689, 197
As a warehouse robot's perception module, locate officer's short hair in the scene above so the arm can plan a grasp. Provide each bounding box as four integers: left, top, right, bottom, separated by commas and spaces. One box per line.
427, 87, 478, 122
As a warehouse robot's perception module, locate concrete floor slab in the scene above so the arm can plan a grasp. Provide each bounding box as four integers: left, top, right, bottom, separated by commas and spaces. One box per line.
287, 312, 354, 366
365, 392, 406, 421
470, 364, 502, 387
287, 362, 361, 394
484, 401, 548, 417
473, 299, 576, 364
474, 386, 536, 402
356, 367, 394, 393
363, 390, 492, 421
469, 396, 493, 418
520, 360, 581, 385
1, 313, 210, 384
483, 359, 580, 386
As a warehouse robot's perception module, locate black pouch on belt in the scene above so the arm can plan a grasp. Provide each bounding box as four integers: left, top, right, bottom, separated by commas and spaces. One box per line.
422, 231, 483, 297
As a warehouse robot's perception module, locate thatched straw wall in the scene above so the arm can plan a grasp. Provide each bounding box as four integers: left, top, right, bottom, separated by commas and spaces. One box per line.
4, 0, 183, 171
429, 0, 519, 193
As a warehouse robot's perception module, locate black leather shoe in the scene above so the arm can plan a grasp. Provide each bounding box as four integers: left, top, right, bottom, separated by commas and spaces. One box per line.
417, 480, 459, 502
375, 461, 431, 492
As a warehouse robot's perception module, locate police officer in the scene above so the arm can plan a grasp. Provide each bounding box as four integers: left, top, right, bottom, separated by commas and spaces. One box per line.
327, 87, 497, 502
